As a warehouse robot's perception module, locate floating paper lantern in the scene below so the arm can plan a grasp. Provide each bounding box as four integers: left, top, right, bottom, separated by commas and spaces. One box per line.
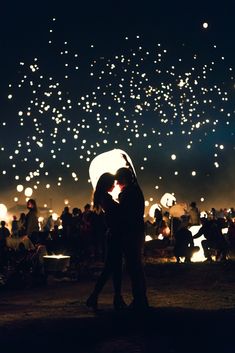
89, 149, 136, 201
16, 184, 24, 192
24, 187, 33, 197
160, 193, 176, 208
89, 149, 135, 190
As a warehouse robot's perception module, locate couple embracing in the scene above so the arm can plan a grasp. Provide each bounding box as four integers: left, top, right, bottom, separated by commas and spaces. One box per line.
86, 155, 149, 312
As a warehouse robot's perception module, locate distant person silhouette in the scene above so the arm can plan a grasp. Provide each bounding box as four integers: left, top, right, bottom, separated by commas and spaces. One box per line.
25, 199, 39, 241
60, 206, 72, 239
154, 206, 163, 236
86, 173, 126, 311
188, 201, 200, 226
174, 220, 199, 263
194, 218, 228, 262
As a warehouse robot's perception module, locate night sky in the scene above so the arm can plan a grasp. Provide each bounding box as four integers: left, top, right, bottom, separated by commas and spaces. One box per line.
0, 0, 235, 215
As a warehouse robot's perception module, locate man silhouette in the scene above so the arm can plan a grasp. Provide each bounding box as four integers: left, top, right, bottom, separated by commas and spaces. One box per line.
116, 160, 149, 311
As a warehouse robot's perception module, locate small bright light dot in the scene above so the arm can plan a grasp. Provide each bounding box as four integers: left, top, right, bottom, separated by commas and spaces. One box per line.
203, 22, 208, 29
171, 154, 176, 160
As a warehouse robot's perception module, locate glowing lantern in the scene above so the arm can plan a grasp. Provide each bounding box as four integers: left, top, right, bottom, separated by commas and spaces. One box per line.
17, 184, 24, 192
43, 255, 71, 272
24, 187, 33, 197
52, 213, 58, 221
190, 225, 206, 262
149, 203, 161, 218
38, 216, 44, 223
89, 149, 135, 192
0, 204, 7, 219
160, 193, 176, 208
145, 235, 153, 242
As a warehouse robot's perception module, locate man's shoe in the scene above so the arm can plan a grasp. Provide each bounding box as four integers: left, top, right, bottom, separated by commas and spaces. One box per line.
128, 298, 149, 312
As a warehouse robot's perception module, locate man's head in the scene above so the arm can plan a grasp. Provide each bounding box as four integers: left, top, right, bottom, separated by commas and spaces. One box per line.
115, 167, 133, 189
84, 203, 91, 211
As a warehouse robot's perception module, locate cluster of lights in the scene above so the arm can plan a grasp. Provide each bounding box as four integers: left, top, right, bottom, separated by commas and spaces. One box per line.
0, 18, 234, 211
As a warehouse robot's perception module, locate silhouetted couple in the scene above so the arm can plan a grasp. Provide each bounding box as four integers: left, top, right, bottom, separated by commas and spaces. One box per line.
86, 158, 148, 312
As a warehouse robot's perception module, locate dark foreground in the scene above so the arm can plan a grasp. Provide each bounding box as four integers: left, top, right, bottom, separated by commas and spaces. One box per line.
0, 260, 235, 353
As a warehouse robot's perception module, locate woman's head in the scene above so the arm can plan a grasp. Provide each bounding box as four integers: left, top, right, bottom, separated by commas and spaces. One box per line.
96, 173, 115, 192
27, 198, 37, 212
115, 167, 133, 188
93, 173, 115, 209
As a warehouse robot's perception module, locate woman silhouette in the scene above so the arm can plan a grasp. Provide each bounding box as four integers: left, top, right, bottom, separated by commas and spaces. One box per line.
86, 172, 126, 311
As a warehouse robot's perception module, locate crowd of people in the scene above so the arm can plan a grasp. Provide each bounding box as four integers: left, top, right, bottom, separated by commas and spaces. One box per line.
147, 202, 235, 263
0, 167, 235, 311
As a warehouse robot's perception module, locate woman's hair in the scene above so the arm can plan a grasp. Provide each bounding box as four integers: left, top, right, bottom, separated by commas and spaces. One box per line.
93, 173, 114, 210
27, 198, 38, 214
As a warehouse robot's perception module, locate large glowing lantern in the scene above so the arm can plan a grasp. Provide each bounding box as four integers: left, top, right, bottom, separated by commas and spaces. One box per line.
160, 193, 176, 208
89, 149, 136, 190
24, 187, 33, 197
0, 204, 7, 219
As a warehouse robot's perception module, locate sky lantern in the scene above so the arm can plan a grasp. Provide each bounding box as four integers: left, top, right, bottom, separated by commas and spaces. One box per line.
24, 187, 33, 197
16, 184, 24, 192
89, 149, 135, 189
0, 204, 8, 219
89, 149, 136, 201
160, 193, 176, 208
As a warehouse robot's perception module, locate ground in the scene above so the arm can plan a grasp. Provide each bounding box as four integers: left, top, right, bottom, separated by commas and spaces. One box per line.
0, 260, 235, 353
